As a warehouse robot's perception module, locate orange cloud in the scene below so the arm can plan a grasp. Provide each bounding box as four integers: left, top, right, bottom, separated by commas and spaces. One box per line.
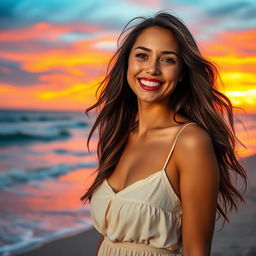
201, 29, 256, 56
0, 22, 118, 110
0, 82, 98, 111
0, 38, 115, 73
0, 23, 255, 113
0, 22, 102, 42
198, 29, 256, 113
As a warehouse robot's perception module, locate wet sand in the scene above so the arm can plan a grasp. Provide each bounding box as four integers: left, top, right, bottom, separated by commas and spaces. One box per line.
16, 227, 100, 256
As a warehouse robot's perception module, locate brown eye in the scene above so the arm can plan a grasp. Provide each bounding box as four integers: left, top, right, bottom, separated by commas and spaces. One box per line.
162, 58, 175, 64
135, 53, 147, 59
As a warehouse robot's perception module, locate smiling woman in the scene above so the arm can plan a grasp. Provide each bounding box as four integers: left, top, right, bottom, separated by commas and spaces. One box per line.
81, 11, 247, 256
127, 26, 181, 101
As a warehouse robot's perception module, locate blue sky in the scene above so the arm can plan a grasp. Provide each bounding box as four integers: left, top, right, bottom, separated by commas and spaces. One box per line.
1, 0, 255, 35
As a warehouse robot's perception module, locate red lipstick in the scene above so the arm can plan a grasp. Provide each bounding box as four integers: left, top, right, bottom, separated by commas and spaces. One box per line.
137, 78, 163, 91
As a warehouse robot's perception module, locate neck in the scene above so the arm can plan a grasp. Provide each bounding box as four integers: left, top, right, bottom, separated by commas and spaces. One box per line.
134, 100, 181, 137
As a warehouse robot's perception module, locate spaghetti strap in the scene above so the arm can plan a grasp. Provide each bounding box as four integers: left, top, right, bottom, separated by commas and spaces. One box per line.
162, 122, 197, 170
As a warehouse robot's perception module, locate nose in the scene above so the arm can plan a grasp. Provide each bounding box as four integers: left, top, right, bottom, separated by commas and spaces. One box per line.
146, 59, 160, 76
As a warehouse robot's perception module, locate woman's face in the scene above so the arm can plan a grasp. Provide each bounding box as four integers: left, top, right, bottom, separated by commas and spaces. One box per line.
127, 26, 182, 104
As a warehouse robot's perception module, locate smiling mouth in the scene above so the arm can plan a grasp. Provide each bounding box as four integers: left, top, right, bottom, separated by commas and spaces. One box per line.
138, 78, 163, 87
137, 78, 163, 91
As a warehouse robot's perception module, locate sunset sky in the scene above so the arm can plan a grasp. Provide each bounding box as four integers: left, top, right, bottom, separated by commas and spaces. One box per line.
0, 0, 255, 112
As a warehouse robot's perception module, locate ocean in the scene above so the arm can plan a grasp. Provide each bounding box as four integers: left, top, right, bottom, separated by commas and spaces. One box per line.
0, 109, 255, 256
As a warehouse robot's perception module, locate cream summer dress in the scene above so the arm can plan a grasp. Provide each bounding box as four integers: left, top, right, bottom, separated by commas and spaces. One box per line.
90, 122, 197, 255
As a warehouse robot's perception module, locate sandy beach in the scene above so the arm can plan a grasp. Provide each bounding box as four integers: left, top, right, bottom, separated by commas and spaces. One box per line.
16, 228, 100, 256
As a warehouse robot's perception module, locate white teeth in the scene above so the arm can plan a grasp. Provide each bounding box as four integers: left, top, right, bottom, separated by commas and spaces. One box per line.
139, 79, 162, 87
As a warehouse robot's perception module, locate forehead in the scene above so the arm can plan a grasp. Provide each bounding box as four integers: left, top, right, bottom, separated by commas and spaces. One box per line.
132, 26, 179, 52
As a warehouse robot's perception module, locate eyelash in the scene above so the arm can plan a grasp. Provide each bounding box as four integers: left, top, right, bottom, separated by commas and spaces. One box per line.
135, 53, 176, 64
135, 53, 147, 59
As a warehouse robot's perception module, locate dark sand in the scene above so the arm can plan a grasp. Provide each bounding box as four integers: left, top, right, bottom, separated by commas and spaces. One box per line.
15, 227, 100, 256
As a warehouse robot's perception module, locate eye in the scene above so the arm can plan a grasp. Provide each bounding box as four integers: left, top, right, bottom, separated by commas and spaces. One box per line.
135, 53, 147, 59
162, 58, 176, 64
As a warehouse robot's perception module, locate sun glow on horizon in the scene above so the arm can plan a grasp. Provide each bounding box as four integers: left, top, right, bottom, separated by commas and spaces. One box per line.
0, 18, 255, 113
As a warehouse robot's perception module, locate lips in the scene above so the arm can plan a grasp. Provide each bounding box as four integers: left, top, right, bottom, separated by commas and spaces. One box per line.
137, 77, 163, 91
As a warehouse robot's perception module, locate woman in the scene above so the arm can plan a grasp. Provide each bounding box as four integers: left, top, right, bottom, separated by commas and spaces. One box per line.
81, 11, 247, 256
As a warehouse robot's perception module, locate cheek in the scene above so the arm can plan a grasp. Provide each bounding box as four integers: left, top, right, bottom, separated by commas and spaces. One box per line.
163, 66, 180, 81
128, 58, 141, 75
127, 58, 141, 84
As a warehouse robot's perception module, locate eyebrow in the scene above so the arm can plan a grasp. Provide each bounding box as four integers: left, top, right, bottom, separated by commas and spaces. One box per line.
134, 46, 178, 57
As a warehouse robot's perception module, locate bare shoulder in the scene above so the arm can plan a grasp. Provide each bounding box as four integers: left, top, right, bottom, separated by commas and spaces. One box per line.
178, 123, 213, 149
179, 124, 211, 147
174, 123, 217, 172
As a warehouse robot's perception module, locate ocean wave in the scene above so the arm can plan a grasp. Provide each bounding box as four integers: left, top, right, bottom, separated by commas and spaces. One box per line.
0, 129, 71, 145
0, 208, 92, 256
52, 121, 88, 129
0, 162, 97, 189
54, 148, 93, 156
0, 115, 72, 123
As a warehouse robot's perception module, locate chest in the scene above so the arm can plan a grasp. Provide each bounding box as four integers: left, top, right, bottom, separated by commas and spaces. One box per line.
107, 133, 181, 199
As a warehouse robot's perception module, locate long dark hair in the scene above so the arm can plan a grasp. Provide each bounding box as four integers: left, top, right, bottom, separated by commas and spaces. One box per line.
81, 11, 247, 227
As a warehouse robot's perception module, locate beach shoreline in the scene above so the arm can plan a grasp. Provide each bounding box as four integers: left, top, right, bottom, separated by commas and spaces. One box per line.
15, 227, 100, 256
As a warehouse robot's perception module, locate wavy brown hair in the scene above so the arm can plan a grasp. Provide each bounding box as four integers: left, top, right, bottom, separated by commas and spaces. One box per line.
81, 11, 247, 227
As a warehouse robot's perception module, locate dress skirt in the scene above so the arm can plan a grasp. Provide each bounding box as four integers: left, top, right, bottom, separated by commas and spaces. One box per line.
98, 236, 183, 256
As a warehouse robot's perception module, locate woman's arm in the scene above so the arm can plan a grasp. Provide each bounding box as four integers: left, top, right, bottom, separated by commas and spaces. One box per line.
96, 234, 105, 255
175, 125, 220, 256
